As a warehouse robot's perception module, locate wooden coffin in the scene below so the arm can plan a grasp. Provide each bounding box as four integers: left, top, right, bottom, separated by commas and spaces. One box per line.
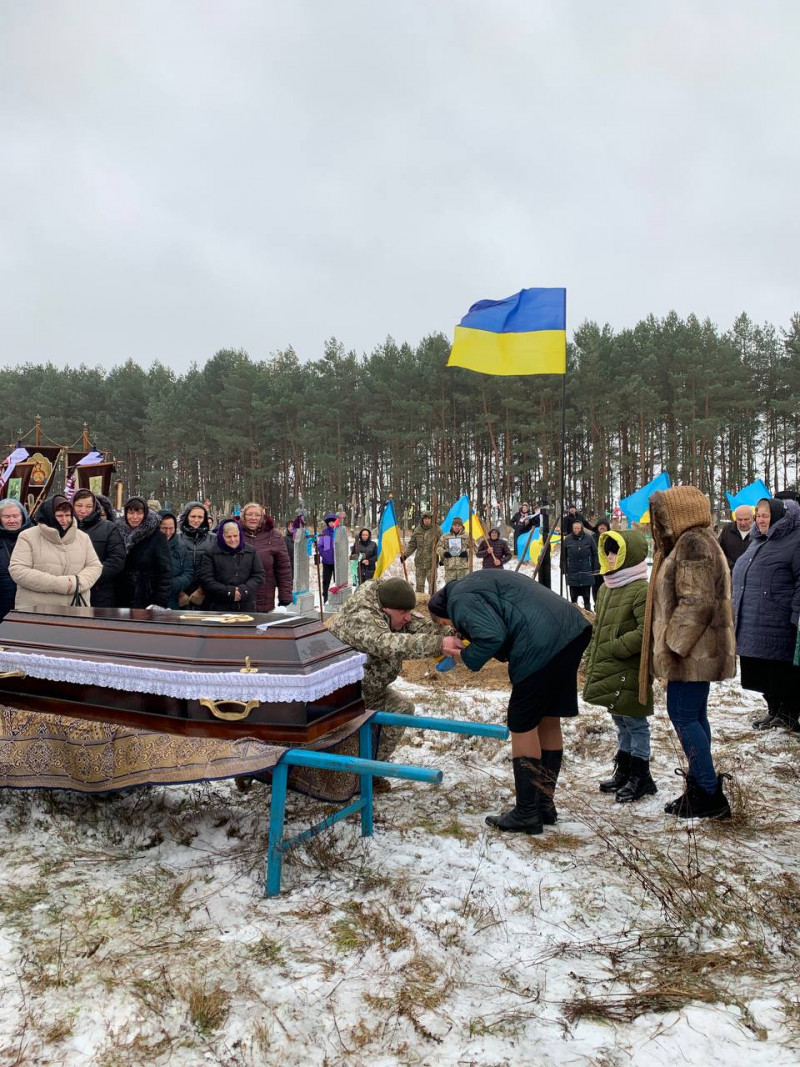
0, 608, 366, 743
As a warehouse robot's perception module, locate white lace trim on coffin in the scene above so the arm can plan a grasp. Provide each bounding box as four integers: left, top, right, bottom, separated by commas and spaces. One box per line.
0, 649, 367, 703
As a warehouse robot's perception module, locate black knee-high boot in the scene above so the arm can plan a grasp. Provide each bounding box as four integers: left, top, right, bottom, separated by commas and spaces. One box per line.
486, 757, 543, 835
538, 749, 563, 825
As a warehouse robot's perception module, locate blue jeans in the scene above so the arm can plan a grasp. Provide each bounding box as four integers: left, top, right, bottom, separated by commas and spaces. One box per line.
666, 681, 716, 794
611, 714, 651, 759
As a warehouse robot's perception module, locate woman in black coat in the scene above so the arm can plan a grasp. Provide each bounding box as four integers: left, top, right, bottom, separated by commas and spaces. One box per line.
115, 496, 173, 609
197, 518, 265, 610
510, 503, 538, 557
733, 497, 800, 731
72, 490, 127, 607
562, 521, 599, 609
0, 499, 33, 621
177, 499, 214, 608
350, 527, 377, 584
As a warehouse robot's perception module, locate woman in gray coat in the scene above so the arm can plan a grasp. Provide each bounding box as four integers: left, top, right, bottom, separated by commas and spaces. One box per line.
732, 497, 800, 732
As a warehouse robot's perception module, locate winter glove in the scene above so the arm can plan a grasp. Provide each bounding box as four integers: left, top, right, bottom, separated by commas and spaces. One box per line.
443, 551, 452, 559
400, 553, 407, 562
459, 551, 468, 559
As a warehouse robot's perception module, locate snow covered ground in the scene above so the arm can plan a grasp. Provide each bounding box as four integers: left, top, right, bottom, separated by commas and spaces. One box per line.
1, 556, 799, 1066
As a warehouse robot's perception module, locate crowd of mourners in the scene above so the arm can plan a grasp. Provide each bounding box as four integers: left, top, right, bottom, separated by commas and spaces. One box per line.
0, 494, 296, 620
0, 482, 797, 827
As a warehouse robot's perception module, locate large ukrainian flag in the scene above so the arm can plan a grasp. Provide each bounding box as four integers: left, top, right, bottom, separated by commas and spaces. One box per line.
374, 499, 403, 579
448, 288, 567, 376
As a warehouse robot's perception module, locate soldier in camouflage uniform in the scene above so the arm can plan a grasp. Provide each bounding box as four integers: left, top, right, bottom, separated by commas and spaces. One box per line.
437, 518, 471, 583
402, 512, 442, 594
328, 576, 463, 763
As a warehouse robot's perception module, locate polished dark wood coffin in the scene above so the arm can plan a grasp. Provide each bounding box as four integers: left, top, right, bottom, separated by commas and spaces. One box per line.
0, 607, 366, 743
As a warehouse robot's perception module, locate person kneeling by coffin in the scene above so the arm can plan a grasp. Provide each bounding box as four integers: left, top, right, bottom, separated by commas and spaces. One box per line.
428, 570, 592, 835
328, 577, 464, 765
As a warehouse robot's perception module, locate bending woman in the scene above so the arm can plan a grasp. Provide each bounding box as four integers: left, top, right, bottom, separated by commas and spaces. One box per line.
428, 570, 591, 835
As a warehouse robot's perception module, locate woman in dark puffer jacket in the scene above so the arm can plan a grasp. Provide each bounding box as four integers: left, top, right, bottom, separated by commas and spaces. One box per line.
115, 497, 173, 608
177, 500, 214, 608
198, 518, 265, 611
72, 489, 126, 607
733, 497, 800, 732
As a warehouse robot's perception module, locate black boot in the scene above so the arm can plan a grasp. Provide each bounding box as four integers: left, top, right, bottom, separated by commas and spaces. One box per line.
663, 768, 696, 816
754, 697, 784, 729
615, 756, 658, 803
486, 757, 543, 835
538, 749, 562, 825
676, 774, 732, 820
599, 750, 631, 793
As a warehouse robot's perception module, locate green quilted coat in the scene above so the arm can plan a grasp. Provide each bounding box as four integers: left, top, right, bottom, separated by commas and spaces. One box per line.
583, 530, 653, 716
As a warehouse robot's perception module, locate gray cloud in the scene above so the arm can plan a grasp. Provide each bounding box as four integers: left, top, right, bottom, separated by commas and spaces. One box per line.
1, 0, 798, 369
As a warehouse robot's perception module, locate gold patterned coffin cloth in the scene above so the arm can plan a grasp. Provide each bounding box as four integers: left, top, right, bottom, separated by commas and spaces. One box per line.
0, 705, 377, 802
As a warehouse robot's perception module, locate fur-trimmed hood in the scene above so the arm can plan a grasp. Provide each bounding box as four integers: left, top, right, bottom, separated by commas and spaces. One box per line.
121, 498, 162, 550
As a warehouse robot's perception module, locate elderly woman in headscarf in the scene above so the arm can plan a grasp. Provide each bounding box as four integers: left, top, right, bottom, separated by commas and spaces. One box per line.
197, 517, 265, 611
9, 495, 102, 610
239, 502, 292, 611
733, 496, 800, 733
115, 496, 172, 609
72, 489, 126, 607
0, 499, 33, 620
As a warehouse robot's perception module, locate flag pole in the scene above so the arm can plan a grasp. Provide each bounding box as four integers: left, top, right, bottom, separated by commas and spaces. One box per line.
558, 343, 568, 599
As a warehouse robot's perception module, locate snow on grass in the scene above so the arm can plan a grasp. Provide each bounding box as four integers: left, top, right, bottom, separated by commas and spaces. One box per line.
1, 673, 799, 1065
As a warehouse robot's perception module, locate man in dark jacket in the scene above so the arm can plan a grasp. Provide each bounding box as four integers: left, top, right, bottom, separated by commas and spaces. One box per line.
73, 490, 126, 607
562, 520, 599, 608
428, 571, 591, 836
116, 497, 173, 608
719, 505, 753, 571
558, 505, 588, 533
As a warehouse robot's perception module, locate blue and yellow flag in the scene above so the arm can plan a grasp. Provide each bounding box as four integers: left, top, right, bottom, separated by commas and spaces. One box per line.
619, 471, 672, 525
726, 479, 771, 518
448, 288, 567, 376
441, 494, 486, 540
374, 500, 403, 579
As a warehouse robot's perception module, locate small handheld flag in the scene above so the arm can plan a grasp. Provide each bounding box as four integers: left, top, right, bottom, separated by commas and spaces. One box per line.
374, 500, 403, 579
448, 288, 566, 376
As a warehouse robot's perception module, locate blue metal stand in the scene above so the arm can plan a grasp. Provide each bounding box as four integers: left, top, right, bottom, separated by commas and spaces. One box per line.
264, 712, 509, 896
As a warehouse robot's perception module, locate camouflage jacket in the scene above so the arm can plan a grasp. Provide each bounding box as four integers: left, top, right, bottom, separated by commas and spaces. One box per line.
437, 531, 470, 563
405, 522, 442, 562
328, 579, 444, 703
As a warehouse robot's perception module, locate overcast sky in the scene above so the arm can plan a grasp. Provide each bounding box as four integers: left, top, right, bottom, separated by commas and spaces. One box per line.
1, 1, 797, 371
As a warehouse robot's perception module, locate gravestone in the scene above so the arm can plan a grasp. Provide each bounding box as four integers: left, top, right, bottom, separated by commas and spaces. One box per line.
287, 529, 315, 615
324, 524, 353, 614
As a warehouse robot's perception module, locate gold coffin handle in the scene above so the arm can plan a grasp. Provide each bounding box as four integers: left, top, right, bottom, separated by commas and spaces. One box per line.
0, 670, 26, 679
199, 698, 260, 722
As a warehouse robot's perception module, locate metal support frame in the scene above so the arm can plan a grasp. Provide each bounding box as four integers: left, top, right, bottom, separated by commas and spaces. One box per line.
264, 711, 510, 896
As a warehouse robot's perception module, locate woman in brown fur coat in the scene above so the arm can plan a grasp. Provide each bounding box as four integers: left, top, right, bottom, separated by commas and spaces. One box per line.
641, 486, 736, 819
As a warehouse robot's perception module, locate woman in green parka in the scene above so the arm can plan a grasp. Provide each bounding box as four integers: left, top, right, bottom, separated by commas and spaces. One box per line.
583, 529, 656, 802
